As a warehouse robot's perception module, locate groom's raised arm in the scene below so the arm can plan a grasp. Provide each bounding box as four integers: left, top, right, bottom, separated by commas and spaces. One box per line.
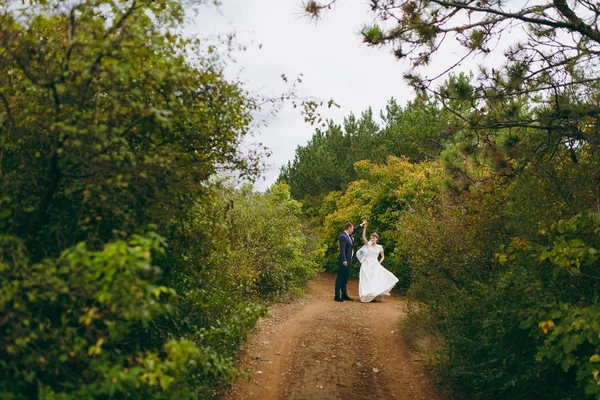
352, 220, 367, 234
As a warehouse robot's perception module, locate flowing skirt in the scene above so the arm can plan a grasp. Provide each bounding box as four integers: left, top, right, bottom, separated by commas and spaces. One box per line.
358, 258, 399, 303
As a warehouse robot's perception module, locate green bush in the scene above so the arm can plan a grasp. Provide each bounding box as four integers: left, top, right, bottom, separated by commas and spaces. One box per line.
427, 213, 600, 399
0, 233, 212, 398
215, 183, 320, 299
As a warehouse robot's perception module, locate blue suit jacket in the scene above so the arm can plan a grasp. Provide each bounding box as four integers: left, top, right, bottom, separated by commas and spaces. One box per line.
337, 224, 362, 266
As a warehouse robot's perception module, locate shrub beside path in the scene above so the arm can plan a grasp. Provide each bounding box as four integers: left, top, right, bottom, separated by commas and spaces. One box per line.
226, 273, 445, 400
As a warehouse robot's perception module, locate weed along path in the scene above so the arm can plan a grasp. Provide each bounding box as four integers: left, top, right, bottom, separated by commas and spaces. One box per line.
226, 273, 443, 400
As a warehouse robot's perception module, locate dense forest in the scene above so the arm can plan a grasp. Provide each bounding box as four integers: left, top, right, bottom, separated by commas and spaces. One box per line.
2, 0, 600, 399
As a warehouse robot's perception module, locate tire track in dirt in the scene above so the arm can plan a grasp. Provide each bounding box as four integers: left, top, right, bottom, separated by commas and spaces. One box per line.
226, 273, 443, 400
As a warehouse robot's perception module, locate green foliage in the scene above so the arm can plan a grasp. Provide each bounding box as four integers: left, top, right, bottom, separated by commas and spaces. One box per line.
0, 0, 257, 259
279, 123, 351, 204
1, 233, 206, 398
408, 205, 600, 399
319, 156, 443, 290
432, 266, 553, 400
380, 97, 452, 163
0, 229, 266, 399
534, 303, 600, 398
212, 183, 320, 299
400, 209, 600, 399
279, 98, 450, 217
399, 188, 506, 301
492, 213, 600, 399
361, 24, 385, 45
0, 1, 318, 398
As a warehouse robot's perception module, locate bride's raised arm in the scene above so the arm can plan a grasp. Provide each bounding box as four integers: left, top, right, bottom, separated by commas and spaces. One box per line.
362, 223, 368, 245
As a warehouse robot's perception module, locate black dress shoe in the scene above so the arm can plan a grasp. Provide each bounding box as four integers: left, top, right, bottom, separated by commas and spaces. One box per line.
341, 296, 354, 301
334, 297, 343, 302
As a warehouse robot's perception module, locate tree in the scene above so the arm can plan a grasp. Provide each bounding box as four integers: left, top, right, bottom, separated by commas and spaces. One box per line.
380, 97, 452, 162
305, 1, 600, 94
279, 123, 351, 201
0, 1, 274, 398
304, 1, 600, 184
279, 97, 450, 214
0, 0, 259, 260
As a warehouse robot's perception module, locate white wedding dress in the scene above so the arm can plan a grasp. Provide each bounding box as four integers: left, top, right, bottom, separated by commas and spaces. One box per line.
357, 244, 399, 303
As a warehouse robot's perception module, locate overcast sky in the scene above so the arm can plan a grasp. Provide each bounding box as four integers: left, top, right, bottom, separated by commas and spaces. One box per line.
191, 0, 491, 190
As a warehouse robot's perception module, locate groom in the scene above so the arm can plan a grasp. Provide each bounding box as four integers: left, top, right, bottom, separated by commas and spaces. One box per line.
334, 220, 367, 302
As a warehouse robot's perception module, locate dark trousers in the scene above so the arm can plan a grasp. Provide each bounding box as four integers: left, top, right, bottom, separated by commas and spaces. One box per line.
334, 263, 350, 298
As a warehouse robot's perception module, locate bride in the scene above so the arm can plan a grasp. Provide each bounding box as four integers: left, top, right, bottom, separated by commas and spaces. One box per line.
356, 223, 399, 303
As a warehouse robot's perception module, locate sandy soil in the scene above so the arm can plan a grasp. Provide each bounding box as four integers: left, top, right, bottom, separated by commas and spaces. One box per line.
226, 273, 444, 400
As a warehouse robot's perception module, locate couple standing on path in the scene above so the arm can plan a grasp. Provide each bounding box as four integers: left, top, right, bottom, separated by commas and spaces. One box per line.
334, 220, 399, 303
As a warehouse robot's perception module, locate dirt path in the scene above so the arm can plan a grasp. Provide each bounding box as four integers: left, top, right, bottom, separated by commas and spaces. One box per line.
226, 273, 443, 400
